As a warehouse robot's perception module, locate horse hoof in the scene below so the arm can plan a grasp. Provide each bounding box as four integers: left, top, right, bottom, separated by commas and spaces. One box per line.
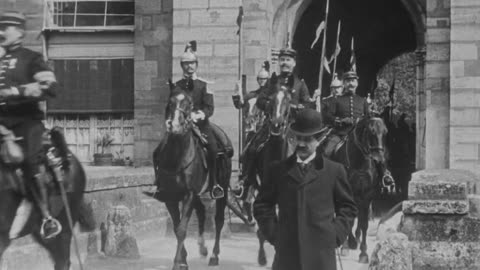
359, 254, 369, 264
172, 264, 188, 270
348, 239, 358, 250
199, 246, 208, 257
340, 248, 349, 257
208, 257, 219, 266
258, 252, 267, 266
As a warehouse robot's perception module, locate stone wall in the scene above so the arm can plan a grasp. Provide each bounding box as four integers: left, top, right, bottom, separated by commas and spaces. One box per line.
399, 169, 480, 269
134, 0, 173, 165
424, 0, 451, 169
449, 0, 480, 170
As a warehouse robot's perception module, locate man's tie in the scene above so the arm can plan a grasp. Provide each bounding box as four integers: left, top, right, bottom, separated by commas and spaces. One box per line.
298, 162, 309, 175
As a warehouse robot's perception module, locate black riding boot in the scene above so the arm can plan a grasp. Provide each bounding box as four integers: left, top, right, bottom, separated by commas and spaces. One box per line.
209, 155, 224, 199
32, 173, 62, 239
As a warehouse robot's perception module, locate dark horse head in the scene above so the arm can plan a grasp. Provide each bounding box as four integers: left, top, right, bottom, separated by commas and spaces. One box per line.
267, 73, 292, 136
353, 116, 388, 165
165, 79, 194, 135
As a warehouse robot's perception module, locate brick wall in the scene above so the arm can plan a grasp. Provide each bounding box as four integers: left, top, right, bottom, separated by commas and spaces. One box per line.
425, 0, 451, 169
172, 0, 241, 165
449, 0, 480, 169
134, 0, 173, 165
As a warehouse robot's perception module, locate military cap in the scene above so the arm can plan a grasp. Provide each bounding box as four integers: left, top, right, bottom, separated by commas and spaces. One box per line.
181, 40, 198, 63
279, 47, 297, 59
0, 11, 26, 28
343, 70, 359, 80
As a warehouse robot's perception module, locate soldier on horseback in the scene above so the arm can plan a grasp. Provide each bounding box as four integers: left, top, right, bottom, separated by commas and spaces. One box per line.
321, 70, 370, 158
256, 48, 314, 112
0, 11, 61, 239
167, 40, 224, 199
232, 61, 270, 194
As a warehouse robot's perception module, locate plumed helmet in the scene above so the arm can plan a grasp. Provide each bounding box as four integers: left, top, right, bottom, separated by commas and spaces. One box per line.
180, 40, 198, 63
257, 61, 270, 79
330, 76, 343, 88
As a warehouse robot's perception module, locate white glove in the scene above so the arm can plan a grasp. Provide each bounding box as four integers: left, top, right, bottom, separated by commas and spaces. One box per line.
313, 89, 321, 99
190, 111, 206, 122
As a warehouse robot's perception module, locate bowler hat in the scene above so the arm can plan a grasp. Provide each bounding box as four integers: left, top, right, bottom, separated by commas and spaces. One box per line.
0, 11, 26, 27
289, 108, 325, 136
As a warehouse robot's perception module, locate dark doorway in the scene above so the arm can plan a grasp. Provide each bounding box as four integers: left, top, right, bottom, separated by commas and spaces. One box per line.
292, 0, 417, 97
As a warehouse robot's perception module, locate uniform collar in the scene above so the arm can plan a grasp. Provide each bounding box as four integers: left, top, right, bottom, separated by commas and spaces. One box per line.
183, 73, 198, 80
2, 43, 21, 54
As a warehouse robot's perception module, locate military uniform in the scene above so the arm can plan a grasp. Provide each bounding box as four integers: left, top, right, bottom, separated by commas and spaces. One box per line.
322, 91, 370, 157
256, 73, 313, 113
0, 11, 61, 239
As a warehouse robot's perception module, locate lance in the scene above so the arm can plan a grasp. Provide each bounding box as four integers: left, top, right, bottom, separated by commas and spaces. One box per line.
316, 0, 330, 112
237, 5, 244, 171
332, 20, 341, 81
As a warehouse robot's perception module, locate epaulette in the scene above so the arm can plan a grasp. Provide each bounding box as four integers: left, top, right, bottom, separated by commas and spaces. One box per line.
196, 77, 215, 84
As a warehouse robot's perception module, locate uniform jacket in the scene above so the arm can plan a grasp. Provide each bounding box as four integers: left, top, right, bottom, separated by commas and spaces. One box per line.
253, 154, 357, 270
323, 91, 370, 135
232, 87, 265, 111
167, 76, 214, 127
0, 46, 56, 123
256, 73, 313, 112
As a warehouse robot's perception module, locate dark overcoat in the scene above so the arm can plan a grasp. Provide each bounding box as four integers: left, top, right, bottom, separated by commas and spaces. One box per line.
254, 154, 357, 270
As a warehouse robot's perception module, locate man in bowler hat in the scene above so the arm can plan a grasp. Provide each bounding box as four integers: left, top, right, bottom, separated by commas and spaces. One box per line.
254, 108, 357, 270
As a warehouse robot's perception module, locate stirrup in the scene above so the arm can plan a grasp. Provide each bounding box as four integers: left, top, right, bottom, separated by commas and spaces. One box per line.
382, 170, 394, 187
210, 184, 224, 199
40, 216, 62, 239
232, 185, 244, 199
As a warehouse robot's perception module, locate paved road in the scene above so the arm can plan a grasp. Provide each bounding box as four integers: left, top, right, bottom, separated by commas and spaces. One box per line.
83, 226, 377, 270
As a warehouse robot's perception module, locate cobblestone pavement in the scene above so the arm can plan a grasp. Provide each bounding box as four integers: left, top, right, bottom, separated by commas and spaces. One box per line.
83, 224, 377, 270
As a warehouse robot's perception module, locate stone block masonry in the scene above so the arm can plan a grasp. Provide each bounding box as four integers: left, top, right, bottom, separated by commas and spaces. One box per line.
172, 1, 242, 165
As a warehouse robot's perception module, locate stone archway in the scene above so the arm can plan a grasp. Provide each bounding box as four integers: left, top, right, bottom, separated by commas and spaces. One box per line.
266, 0, 427, 169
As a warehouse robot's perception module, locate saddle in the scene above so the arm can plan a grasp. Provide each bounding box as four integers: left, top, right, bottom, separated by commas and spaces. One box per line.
0, 126, 73, 196
192, 123, 234, 159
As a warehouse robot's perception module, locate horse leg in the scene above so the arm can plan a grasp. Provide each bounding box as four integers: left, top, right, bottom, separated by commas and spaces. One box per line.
33, 229, 72, 270
193, 196, 208, 257
358, 204, 370, 264
257, 229, 267, 266
166, 201, 188, 269
208, 195, 226, 266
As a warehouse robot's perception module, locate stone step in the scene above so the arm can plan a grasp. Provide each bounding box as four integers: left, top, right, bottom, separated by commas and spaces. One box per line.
402, 199, 469, 215
468, 194, 480, 218
408, 169, 478, 200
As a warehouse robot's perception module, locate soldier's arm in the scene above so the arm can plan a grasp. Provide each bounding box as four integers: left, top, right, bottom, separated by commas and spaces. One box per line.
255, 88, 272, 112
232, 94, 243, 109
323, 98, 337, 126
299, 80, 315, 109
201, 85, 214, 118
253, 162, 278, 246
0, 53, 57, 101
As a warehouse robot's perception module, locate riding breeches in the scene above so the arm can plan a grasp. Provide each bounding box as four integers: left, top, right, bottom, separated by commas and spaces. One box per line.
8, 120, 45, 181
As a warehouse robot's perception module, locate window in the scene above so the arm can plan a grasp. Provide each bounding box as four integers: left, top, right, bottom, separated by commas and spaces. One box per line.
44, 0, 134, 30
48, 59, 134, 113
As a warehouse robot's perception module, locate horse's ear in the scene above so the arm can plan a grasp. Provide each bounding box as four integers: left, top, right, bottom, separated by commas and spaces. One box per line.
270, 72, 278, 85
168, 79, 175, 91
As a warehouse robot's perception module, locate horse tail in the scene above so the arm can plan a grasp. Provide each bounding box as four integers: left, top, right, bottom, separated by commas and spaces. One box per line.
77, 199, 96, 232
377, 201, 403, 227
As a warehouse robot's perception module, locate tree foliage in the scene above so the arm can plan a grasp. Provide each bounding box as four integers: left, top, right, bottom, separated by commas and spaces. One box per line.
373, 52, 417, 124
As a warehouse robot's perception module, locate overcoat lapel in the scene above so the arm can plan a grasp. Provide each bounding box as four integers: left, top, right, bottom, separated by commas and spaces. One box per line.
286, 154, 325, 187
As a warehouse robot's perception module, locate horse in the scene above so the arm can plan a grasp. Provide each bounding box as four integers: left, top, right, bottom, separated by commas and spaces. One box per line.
241, 73, 294, 266
0, 127, 95, 270
151, 82, 233, 270
330, 116, 389, 264
244, 97, 265, 135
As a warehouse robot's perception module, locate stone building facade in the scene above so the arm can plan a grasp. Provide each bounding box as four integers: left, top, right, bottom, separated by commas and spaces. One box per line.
1, 0, 480, 171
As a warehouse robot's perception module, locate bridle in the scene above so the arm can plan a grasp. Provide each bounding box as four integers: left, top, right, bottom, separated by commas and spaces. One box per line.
269, 89, 291, 136
166, 94, 193, 133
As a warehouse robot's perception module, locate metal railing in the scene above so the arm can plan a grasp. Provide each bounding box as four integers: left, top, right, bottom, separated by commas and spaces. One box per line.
43, 0, 134, 31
